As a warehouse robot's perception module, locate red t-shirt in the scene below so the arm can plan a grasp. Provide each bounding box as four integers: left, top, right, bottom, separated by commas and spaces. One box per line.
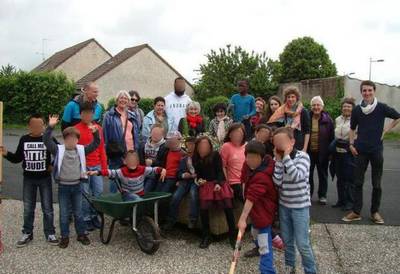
165, 151, 182, 178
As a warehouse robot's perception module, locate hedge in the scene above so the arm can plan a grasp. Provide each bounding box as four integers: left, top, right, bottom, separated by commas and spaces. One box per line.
200, 95, 230, 120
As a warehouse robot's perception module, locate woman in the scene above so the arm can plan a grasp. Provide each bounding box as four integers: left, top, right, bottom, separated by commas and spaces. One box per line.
193, 136, 236, 249
208, 103, 233, 149
128, 90, 145, 129
268, 86, 310, 152
333, 97, 356, 210
178, 101, 205, 137
308, 96, 334, 205
262, 96, 282, 123
103, 90, 140, 193
142, 97, 174, 143
220, 123, 246, 202
250, 97, 266, 129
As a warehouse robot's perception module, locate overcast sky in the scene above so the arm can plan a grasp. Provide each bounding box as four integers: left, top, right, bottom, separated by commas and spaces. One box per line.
1, 0, 399, 86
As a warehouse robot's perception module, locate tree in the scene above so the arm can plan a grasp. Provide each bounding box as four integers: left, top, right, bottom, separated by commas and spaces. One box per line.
194, 45, 279, 102
278, 37, 337, 83
0, 64, 17, 77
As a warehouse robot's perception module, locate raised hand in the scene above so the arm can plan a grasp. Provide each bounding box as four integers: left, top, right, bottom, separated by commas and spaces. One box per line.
48, 115, 59, 128
88, 124, 98, 133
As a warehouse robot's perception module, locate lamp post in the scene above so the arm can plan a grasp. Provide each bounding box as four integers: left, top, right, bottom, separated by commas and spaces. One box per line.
369, 58, 384, 80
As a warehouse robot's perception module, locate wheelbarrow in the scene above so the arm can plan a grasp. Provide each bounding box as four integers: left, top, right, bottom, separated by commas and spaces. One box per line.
83, 190, 171, 254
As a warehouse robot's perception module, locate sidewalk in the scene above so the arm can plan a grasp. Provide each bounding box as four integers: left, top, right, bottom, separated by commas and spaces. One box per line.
1, 199, 400, 273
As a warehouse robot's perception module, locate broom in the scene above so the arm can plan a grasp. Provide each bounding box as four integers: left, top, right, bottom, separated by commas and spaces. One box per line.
228, 230, 243, 274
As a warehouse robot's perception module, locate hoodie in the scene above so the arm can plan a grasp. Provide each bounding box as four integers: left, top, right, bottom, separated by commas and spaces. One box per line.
241, 155, 278, 228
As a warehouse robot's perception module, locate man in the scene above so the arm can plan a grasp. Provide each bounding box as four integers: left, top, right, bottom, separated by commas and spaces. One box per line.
343, 80, 400, 224
61, 81, 103, 130
230, 79, 256, 139
165, 77, 192, 131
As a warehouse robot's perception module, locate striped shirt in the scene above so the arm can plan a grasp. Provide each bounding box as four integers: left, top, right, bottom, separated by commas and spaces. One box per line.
273, 150, 311, 208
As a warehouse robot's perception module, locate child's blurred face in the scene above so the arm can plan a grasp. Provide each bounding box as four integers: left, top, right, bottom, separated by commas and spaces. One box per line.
215, 109, 226, 119
230, 128, 244, 145
150, 127, 164, 143
124, 153, 139, 168
64, 135, 79, 150
80, 110, 93, 124
167, 138, 181, 150
28, 118, 45, 136
246, 153, 262, 170
188, 106, 199, 116
197, 139, 211, 158
185, 141, 195, 154
255, 128, 270, 144
273, 133, 294, 153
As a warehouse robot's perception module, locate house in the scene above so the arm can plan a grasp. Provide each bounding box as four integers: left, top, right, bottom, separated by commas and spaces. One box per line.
76, 44, 194, 104
32, 38, 112, 81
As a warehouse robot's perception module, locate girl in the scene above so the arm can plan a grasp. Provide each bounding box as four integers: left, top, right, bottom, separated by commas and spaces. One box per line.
250, 97, 267, 129
263, 96, 282, 123
208, 103, 233, 149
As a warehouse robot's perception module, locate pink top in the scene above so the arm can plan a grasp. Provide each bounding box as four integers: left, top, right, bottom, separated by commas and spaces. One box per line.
119, 110, 134, 151
220, 142, 246, 185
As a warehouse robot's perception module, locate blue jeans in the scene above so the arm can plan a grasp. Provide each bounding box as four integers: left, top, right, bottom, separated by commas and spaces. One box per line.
108, 158, 123, 193
155, 178, 177, 193
22, 176, 55, 238
58, 184, 86, 237
81, 166, 103, 221
168, 181, 199, 223
252, 226, 276, 274
144, 174, 158, 193
279, 205, 317, 274
122, 192, 143, 202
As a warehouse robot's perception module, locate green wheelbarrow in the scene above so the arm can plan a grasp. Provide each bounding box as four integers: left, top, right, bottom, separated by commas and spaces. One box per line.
84, 191, 171, 254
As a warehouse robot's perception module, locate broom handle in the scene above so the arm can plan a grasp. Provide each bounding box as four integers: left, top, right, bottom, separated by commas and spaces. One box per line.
228, 229, 243, 274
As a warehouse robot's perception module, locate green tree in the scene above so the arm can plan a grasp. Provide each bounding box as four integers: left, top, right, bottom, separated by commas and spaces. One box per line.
278, 37, 337, 83
0, 64, 17, 77
194, 45, 279, 102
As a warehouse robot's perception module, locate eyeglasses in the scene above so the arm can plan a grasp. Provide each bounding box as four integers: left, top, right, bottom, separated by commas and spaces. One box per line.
131, 98, 139, 102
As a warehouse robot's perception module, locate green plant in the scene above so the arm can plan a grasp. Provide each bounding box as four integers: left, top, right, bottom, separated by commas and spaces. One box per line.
201, 95, 230, 120
106, 97, 116, 110
138, 98, 153, 115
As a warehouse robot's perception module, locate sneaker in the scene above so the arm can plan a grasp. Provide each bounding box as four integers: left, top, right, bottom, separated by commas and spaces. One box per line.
16, 233, 33, 248
91, 217, 102, 229
244, 247, 260, 258
77, 235, 91, 245
371, 212, 384, 224
47, 234, 59, 246
319, 197, 327, 205
85, 220, 95, 232
342, 212, 362, 222
199, 235, 210, 249
59, 237, 69, 249
272, 235, 285, 251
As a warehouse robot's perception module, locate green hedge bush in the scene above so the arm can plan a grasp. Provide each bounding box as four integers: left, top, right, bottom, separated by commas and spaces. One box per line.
200, 95, 230, 120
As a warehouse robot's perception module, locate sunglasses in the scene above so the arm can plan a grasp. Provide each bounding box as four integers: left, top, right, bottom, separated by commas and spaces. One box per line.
131, 98, 139, 102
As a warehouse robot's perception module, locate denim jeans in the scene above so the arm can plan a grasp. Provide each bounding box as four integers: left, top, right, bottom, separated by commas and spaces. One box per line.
81, 165, 103, 221
251, 225, 276, 274
58, 184, 86, 237
22, 176, 55, 238
144, 174, 158, 193
353, 150, 384, 214
335, 152, 355, 207
279, 205, 317, 274
309, 152, 329, 199
155, 178, 177, 193
108, 158, 123, 193
168, 181, 199, 223
122, 192, 143, 202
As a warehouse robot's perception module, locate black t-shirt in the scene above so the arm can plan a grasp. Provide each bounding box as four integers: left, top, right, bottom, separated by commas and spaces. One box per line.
193, 151, 225, 184
4, 134, 52, 178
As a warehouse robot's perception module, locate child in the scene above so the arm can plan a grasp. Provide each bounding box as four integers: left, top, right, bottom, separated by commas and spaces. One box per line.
44, 114, 100, 249
208, 103, 233, 149
89, 150, 166, 201
163, 137, 198, 230
238, 140, 278, 274
153, 131, 186, 193
272, 127, 317, 274
253, 124, 274, 157
74, 102, 107, 231
193, 136, 236, 249
1, 114, 58, 247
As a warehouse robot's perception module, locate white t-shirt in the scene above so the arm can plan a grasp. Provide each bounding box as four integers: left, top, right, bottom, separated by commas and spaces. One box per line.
164, 92, 192, 131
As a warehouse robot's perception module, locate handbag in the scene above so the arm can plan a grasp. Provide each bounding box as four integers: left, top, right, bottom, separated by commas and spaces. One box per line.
106, 115, 129, 158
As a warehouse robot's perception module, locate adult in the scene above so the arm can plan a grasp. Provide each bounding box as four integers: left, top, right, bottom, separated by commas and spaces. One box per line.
230, 79, 256, 140
250, 97, 267, 129
142, 97, 174, 142
61, 81, 103, 130
220, 123, 247, 202
308, 96, 334, 205
261, 95, 282, 123
208, 103, 233, 148
268, 86, 310, 152
332, 97, 356, 211
128, 90, 145, 129
343, 81, 400, 224
178, 101, 205, 137
103, 90, 140, 193
165, 77, 192, 131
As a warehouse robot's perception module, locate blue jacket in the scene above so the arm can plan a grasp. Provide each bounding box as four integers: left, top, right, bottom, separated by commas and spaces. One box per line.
142, 110, 174, 142
102, 107, 140, 157
61, 95, 103, 130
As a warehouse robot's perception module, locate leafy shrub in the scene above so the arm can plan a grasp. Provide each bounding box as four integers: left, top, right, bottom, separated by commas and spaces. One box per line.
200, 95, 230, 119
139, 98, 154, 115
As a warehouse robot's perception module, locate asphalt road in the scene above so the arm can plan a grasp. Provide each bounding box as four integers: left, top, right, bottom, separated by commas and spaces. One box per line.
1, 129, 399, 225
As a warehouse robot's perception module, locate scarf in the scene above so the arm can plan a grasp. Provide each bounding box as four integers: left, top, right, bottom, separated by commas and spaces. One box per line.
360, 97, 378, 115
216, 116, 227, 142
186, 114, 203, 129
268, 102, 303, 130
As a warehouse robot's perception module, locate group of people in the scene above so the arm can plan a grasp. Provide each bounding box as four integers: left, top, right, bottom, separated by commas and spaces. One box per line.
2, 76, 400, 274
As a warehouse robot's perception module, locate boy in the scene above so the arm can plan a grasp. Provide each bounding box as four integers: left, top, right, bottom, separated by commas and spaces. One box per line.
253, 124, 274, 157
238, 141, 278, 274
44, 114, 100, 248
1, 114, 58, 247
74, 102, 107, 231
163, 137, 198, 230
272, 127, 317, 274
89, 150, 166, 201
154, 131, 185, 193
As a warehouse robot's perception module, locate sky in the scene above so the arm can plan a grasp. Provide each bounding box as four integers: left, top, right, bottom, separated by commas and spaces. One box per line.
1, 0, 399, 86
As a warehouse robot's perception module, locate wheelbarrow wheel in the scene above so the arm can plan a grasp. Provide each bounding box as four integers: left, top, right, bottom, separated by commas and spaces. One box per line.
135, 216, 161, 255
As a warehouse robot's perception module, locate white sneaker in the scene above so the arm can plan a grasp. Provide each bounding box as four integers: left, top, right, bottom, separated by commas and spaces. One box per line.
16, 233, 33, 247
47, 234, 59, 246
